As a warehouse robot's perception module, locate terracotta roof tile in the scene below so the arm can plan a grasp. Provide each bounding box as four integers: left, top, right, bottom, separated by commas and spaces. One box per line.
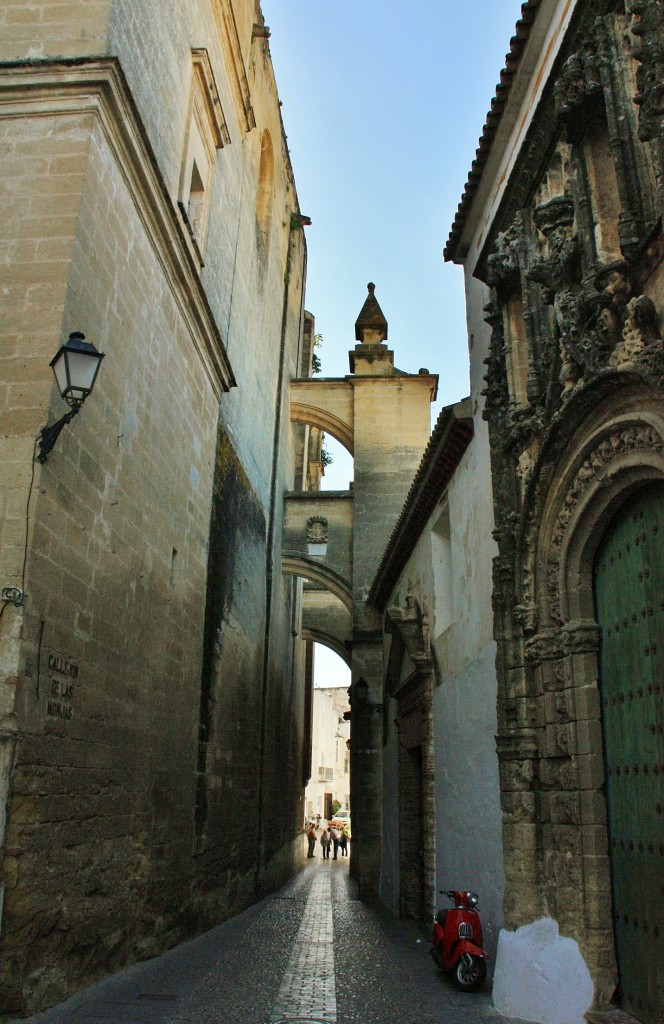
444, 0, 543, 263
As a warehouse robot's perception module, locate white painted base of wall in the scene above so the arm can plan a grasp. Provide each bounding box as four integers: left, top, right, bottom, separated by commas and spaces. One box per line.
492, 918, 594, 1024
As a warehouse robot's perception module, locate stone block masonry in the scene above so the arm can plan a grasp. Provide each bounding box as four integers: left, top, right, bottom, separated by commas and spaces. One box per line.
0, 0, 310, 1012
0, 91, 223, 1012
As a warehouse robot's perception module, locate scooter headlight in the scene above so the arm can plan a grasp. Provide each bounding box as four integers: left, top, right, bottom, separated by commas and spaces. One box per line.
467, 891, 479, 907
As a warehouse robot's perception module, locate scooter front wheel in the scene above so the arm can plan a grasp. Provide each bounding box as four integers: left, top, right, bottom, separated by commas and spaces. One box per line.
453, 953, 487, 992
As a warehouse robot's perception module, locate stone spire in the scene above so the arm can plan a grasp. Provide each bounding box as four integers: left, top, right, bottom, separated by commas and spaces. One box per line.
355, 282, 388, 343
350, 282, 396, 375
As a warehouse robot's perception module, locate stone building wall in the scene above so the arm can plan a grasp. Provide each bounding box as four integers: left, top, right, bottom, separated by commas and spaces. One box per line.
304, 685, 351, 823
374, 401, 505, 958
0, 0, 309, 1013
446, 0, 664, 1017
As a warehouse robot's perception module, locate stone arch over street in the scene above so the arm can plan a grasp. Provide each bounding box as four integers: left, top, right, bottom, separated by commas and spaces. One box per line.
289, 392, 354, 456
286, 285, 438, 897
282, 555, 353, 613
301, 630, 350, 667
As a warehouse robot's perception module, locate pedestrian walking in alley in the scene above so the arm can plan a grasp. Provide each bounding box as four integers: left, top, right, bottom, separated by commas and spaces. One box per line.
306, 823, 317, 857
329, 824, 340, 859
340, 827, 348, 856
320, 828, 331, 859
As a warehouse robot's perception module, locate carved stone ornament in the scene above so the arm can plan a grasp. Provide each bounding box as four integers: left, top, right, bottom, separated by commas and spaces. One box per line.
517, 530, 541, 637
554, 46, 602, 126
546, 424, 664, 622
555, 690, 573, 722
486, 225, 521, 289
533, 195, 575, 239
513, 602, 539, 636
306, 515, 328, 545
575, 260, 634, 369
387, 579, 432, 674
525, 629, 563, 664
609, 294, 662, 367
545, 757, 577, 792
482, 300, 510, 418
526, 260, 633, 387
626, 0, 664, 144
515, 439, 538, 497
528, 197, 582, 396
501, 758, 535, 792
561, 619, 601, 655
482, 220, 526, 424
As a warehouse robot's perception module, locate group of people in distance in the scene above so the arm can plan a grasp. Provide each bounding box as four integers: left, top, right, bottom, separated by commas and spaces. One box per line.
305, 821, 349, 860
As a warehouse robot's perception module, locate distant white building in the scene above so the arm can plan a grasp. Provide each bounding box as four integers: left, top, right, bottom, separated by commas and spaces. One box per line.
305, 686, 351, 822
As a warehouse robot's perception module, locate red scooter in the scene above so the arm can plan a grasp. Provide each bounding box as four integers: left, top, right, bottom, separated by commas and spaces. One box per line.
430, 889, 488, 991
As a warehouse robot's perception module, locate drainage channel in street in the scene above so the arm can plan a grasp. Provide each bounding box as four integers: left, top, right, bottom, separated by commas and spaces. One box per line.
269, 870, 337, 1023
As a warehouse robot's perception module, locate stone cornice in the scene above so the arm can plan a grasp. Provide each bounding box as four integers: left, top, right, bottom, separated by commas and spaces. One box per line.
0, 57, 236, 398
191, 48, 231, 149
291, 373, 439, 394
284, 490, 353, 501
211, 0, 256, 134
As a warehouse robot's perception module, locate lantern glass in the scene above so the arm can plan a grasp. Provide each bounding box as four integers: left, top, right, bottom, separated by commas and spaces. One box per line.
50, 332, 104, 406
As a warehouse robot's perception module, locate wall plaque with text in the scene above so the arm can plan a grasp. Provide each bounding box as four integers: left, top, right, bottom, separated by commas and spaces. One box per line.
45, 652, 80, 722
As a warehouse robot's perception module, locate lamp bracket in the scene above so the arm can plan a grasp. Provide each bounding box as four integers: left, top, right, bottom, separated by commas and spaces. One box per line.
1, 587, 24, 607
36, 406, 80, 463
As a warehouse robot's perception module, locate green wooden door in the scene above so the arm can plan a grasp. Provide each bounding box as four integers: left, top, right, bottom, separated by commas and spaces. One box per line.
594, 486, 664, 1024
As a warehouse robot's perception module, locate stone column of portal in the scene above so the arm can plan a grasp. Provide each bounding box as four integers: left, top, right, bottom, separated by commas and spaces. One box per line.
348, 284, 437, 898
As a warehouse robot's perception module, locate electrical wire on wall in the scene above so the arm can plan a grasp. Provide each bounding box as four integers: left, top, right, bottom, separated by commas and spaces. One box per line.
0, 437, 39, 632
22, 437, 39, 595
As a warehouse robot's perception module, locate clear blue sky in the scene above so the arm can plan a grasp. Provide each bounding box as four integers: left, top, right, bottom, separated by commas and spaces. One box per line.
262, 0, 524, 684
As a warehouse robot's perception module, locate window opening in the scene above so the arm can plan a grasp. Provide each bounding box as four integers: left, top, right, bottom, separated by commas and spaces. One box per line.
187, 161, 206, 241
431, 501, 454, 636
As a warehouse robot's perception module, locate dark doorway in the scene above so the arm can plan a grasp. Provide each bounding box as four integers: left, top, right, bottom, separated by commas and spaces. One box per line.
399, 741, 424, 922
594, 485, 664, 1024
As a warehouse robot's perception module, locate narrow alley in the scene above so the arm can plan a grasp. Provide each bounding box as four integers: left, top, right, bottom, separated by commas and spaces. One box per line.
5, 859, 521, 1024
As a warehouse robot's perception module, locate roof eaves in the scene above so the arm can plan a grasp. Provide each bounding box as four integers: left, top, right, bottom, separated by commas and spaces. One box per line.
443, 0, 543, 264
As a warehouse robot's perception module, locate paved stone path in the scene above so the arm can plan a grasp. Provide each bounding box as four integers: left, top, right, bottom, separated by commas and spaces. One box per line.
4, 858, 528, 1024
270, 869, 336, 1022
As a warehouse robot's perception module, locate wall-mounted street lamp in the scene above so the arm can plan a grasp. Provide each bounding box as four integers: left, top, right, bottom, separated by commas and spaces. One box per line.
354, 676, 369, 704
350, 676, 383, 718
37, 332, 104, 463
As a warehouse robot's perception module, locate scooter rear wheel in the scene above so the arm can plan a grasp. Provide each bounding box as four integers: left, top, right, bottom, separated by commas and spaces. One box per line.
453, 954, 487, 992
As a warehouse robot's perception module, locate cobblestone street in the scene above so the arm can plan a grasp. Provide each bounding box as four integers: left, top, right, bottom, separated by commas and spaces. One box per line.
5, 858, 527, 1024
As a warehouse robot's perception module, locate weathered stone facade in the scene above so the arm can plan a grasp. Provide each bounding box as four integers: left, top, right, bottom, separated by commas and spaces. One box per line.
447, 0, 664, 1018
368, 401, 506, 960
0, 1, 311, 1013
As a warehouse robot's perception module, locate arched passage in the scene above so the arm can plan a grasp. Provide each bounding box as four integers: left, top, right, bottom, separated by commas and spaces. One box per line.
290, 403, 353, 456
282, 555, 352, 613
290, 378, 355, 455
301, 629, 350, 667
